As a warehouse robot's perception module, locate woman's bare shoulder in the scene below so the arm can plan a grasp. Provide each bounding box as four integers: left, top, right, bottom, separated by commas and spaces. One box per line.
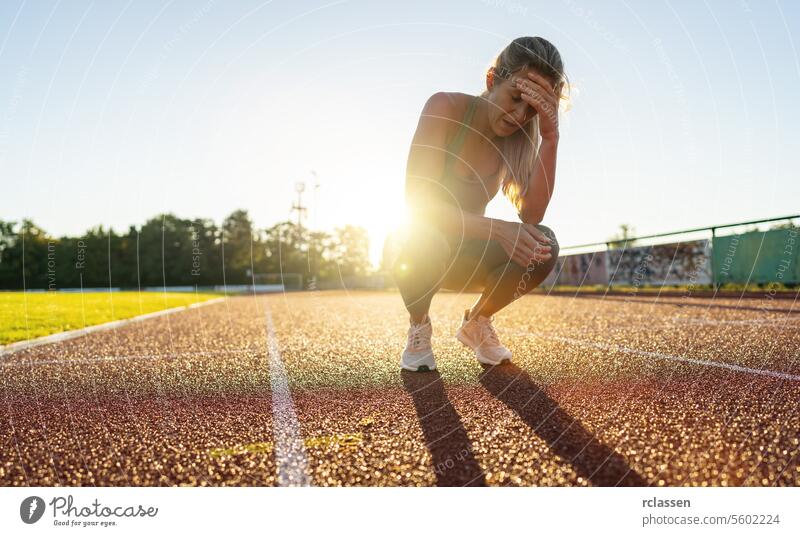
420, 93, 474, 150
423, 92, 472, 119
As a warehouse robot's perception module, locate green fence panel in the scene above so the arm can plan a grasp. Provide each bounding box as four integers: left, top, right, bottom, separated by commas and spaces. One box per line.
712, 229, 799, 285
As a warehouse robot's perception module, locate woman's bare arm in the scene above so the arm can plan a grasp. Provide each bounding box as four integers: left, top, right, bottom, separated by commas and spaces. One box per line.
518, 135, 558, 224
515, 71, 561, 225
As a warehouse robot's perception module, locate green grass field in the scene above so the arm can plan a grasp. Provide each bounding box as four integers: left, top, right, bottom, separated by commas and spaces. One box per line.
0, 291, 221, 346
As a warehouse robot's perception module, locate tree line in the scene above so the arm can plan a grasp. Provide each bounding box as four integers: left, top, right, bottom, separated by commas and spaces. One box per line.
0, 210, 372, 290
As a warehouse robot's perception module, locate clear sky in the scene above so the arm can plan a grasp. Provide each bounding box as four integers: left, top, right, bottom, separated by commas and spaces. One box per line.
1, 0, 798, 265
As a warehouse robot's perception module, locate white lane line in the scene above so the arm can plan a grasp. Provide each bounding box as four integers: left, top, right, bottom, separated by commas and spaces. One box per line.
264, 307, 311, 487
669, 317, 800, 326
0, 347, 260, 368
0, 297, 227, 358
539, 335, 800, 382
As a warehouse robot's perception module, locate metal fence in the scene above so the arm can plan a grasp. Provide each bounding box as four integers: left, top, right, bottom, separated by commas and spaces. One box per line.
544, 215, 799, 289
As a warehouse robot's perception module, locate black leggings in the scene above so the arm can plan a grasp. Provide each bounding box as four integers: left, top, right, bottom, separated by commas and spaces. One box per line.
390, 222, 560, 318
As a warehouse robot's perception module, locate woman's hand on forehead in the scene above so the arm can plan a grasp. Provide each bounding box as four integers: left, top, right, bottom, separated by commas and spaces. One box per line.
513, 71, 555, 93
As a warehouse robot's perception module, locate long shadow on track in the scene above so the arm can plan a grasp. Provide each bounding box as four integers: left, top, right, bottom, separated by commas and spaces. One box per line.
402, 370, 487, 487
479, 363, 646, 486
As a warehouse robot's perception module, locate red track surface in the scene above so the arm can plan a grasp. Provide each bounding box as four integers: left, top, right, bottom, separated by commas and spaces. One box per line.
1, 290, 798, 486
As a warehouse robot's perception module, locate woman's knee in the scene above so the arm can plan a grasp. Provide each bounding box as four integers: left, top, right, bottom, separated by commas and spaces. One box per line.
534, 224, 560, 264
390, 225, 452, 282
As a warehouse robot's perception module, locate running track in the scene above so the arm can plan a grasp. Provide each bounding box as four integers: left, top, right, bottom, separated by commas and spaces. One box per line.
1, 290, 798, 486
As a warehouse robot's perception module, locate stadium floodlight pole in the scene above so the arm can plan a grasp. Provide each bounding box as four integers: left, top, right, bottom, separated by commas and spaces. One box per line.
311, 171, 321, 289
711, 227, 718, 289
311, 170, 319, 230
291, 181, 307, 230
291, 181, 311, 288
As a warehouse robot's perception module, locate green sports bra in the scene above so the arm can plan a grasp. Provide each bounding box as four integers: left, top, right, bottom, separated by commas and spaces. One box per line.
436, 95, 488, 214
442, 95, 479, 179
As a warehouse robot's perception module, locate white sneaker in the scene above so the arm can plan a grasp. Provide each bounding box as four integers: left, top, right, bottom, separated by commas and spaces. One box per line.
456, 309, 512, 365
400, 316, 437, 372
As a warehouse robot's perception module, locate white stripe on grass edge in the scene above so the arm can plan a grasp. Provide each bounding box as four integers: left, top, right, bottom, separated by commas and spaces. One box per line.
544, 335, 800, 382
264, 308, 311, 486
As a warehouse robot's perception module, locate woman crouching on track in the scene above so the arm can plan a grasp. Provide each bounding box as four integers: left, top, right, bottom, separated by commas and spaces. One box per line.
390, 36, 568, 372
